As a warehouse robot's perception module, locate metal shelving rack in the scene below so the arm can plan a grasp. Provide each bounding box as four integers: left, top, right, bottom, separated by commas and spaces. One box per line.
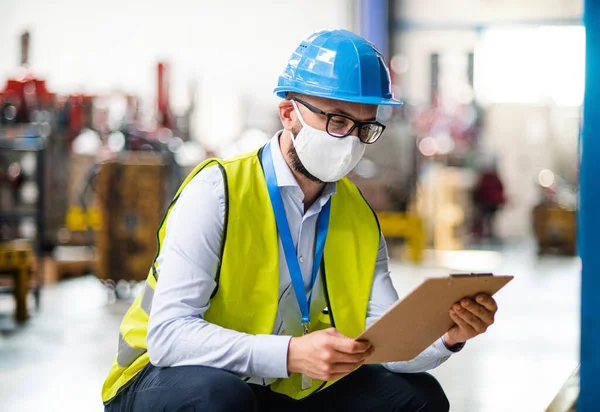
0, 135, 46, 310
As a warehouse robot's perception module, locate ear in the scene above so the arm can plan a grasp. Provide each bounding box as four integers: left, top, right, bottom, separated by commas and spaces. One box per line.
278, 99, 297, 131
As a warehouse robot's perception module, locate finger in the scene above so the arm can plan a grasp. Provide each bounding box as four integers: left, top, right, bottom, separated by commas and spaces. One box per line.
328, 347, 374, 364
325, 329, 371, 353
326, 328, 370, 346
330, 336, 371, 354
475, 294, 498, 313
322, 361, 366, 380
450, 309, 476, 334
330, 361, 363, 374
323, 351, 362, 364
460, 299, 495, 325
314, 361, 361, 381
453, 305, 488, 333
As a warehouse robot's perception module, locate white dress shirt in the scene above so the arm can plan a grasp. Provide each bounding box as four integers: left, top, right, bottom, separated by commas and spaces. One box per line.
146, 132, 456, 384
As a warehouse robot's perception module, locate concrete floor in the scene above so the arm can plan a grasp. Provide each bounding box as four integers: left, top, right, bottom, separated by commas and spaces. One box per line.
0, 238, 580, 411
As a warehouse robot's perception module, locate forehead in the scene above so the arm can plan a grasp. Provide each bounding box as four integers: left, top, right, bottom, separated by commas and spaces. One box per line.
300, 95, 378, 120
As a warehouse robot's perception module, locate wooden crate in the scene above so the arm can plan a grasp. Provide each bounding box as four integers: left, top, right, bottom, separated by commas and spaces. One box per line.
533, 205, 576, 255
43, 246, 96, 284
95, 154, 168, 282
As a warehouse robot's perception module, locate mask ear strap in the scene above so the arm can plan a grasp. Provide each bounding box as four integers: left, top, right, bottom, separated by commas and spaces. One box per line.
291, 100, 308, 127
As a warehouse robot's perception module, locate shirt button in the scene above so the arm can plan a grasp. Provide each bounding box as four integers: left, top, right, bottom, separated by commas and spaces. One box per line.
299, 256, 304, 263
296, 193, 302, 199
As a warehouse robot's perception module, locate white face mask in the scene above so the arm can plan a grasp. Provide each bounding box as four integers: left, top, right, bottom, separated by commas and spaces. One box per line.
290, 100, 366, 182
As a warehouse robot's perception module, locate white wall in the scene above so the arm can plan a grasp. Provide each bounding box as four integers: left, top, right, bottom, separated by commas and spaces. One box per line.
0, 0, 353, 145
399, 0, 581, 23
394, 0, 583, 106
395, 30, 479, 106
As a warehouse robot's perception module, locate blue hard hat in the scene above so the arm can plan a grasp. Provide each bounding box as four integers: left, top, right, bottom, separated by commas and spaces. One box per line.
274, 29, 402, 106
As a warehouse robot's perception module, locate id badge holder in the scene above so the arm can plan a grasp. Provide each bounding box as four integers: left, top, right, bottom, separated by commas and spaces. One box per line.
301, 321, 312, 390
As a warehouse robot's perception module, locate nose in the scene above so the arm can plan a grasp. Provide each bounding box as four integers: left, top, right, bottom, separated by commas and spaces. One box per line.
349, 125, 361, 138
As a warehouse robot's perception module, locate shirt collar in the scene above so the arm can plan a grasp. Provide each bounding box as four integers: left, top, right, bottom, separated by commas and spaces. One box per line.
268, 131, 337, 201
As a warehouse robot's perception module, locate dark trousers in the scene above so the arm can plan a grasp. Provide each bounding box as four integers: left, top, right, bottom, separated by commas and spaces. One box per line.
105, 363, 449, 412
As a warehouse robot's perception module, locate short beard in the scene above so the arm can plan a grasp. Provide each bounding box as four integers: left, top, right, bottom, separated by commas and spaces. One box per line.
288, 125, 322, 183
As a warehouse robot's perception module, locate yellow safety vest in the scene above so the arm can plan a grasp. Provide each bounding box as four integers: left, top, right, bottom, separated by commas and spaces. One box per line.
102, 147, 380, 404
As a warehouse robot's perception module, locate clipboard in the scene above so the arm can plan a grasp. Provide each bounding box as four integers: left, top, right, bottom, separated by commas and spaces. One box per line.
356, 273, 513, 364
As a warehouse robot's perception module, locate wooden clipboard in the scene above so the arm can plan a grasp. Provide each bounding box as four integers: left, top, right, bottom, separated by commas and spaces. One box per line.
356, 273, 514, 364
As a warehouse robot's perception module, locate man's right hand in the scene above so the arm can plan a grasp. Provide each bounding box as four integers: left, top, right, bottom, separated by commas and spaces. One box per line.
287, 328, 374, 381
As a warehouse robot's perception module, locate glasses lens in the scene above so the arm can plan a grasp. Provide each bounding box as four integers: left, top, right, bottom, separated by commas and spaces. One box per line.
327, 115, 355, 137
359, 124, 384, 143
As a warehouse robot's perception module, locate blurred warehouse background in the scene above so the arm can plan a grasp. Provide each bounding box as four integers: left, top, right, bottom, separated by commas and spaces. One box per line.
0, 0, 585, 411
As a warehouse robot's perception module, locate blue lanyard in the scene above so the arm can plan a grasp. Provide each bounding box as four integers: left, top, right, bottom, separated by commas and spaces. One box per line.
261, 142, 331, 333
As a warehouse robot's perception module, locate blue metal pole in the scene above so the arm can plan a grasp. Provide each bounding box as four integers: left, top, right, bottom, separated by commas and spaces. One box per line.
360, 0, 389, 59
580, 0, 600, 409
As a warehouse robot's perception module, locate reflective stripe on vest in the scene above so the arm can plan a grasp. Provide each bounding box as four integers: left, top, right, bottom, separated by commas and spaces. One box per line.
117, 333, 147, 368
139, 281, 154, 315
115, 281, 154, 368
102, 146, 380, 403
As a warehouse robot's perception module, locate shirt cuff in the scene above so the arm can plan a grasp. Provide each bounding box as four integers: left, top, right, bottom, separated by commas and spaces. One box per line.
251, 334, 292, 379
439, 335, 466, 353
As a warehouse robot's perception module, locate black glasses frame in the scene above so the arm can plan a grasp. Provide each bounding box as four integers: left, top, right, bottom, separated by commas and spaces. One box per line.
291, 98, 386, 144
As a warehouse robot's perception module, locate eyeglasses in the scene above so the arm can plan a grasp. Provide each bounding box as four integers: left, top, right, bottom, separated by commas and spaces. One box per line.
291, 98, 386, 144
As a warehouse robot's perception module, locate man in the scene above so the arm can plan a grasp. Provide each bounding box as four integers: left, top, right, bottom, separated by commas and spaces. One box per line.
102, 29, 498, 411
472, 159, 506, 241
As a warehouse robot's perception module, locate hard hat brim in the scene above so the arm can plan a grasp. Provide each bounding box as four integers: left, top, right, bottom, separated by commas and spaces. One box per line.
274, 87, 403, 107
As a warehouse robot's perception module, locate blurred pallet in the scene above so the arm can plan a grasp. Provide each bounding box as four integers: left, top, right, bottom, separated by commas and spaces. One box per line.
43, 246, 96, 284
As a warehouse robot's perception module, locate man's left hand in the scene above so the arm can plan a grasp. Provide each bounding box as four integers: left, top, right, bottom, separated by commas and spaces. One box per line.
443, 293, 498, 347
